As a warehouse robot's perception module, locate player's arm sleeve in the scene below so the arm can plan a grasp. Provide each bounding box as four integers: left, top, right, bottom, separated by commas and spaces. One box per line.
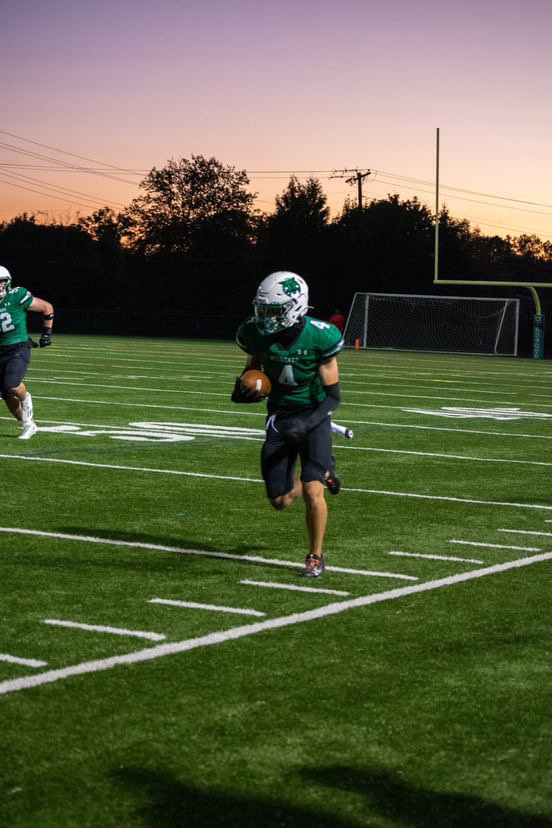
303, 349, 341, 430
277, 382, 340, 442
304, 382, 341, 430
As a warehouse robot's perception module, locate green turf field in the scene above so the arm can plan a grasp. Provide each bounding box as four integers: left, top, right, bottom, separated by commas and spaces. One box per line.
1, 335, 551, 827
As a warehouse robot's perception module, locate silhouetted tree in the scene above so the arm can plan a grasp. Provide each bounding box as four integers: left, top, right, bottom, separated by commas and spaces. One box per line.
329, 195, 434, 305
121, 155, 258, 256
259, 176, 330, 271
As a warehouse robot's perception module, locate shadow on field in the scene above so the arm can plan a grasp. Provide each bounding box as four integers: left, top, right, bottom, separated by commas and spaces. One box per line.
112, 766, 358, 827
302, 766, 552, 828
60, 526, 295, 571
112, 765, 552, 828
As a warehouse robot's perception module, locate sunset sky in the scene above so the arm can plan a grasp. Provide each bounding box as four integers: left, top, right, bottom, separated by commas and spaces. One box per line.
3, 0, 552, 241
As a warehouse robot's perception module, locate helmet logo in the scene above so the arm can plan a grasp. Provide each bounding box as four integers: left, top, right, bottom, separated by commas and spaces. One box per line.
280, 277, 301, 296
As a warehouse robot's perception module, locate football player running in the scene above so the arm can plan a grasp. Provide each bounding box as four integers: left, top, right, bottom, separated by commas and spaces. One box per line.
232, 271, 343, 577
0, 266, 54, 439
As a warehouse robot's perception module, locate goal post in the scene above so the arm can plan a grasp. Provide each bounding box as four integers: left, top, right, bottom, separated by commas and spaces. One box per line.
343, 292, 520, 356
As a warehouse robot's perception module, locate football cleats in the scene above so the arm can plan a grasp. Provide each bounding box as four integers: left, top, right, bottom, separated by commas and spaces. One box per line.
0, 266, 12, 300
253, 271, 309, 334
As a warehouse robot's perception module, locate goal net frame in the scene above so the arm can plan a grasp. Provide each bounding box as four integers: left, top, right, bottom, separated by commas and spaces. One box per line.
344, 292, 520, 356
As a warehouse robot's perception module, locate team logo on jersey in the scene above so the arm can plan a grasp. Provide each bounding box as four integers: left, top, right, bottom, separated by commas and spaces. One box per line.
280, 277, 301, 296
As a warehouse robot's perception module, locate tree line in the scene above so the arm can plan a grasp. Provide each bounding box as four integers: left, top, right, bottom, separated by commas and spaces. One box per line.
1, 154, 551, 336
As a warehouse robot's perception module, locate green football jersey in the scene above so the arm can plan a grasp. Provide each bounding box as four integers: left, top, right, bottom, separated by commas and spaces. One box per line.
236, 316, 344, 408
0, 287, 34, 346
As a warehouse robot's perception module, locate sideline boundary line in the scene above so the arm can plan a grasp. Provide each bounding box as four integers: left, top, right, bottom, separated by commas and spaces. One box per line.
2, 550, 552, 697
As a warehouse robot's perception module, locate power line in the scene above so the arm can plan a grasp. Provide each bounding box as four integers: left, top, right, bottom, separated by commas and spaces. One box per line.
0, 128, 139, 174
1, 129, 550, 239
0, 169, 127, 209
0, 176, 110, 211
2, 127, 551, 209
330, 168, 372, 210
374, 169, 552, 210
0, 141, 138, 187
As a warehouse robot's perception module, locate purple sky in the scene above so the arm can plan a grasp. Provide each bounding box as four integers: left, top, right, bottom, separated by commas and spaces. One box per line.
2, 0, 552, 241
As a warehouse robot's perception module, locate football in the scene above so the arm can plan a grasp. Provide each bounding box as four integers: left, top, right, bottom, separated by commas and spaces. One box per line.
240, 369, 272, 397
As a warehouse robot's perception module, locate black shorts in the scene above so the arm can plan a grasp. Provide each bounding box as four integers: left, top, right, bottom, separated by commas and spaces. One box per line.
261, 411, 333, 499
0, 342, 31, 397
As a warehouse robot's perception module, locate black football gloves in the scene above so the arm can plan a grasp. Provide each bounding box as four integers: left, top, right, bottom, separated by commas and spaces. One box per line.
39, 330, 52, 348
231, 376, 264, 404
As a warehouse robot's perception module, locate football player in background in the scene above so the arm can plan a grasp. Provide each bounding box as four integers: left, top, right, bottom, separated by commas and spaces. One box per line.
232, 271, 343, 577
0, 266, 54, 439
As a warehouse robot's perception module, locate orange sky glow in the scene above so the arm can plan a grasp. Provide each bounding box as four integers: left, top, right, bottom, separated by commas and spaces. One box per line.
2, 0, 551, 243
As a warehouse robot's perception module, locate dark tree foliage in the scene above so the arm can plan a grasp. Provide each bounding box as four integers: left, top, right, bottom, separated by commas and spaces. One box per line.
257, 177, 332, 313
1, 157, 551, 346
0, 213, 101, 307
121, 155, 258, 257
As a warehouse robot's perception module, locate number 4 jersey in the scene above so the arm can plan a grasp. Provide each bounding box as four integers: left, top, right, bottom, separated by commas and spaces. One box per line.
236, 316, 344, 409
0, 287, 34, 346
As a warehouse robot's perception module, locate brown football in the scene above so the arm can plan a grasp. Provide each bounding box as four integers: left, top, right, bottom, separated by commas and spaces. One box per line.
240, 369, 272, 397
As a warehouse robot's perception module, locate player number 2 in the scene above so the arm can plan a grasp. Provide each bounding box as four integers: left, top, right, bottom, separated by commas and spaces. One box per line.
0, 312, 15, 333
278, 364, 298, 386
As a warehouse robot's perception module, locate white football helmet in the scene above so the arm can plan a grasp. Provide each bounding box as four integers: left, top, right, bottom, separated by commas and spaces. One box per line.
0, 266, 11, 300
253, 271, 309, 334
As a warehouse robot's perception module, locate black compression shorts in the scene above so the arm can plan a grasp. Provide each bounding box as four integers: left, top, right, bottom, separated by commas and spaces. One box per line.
0, 341, 31, 396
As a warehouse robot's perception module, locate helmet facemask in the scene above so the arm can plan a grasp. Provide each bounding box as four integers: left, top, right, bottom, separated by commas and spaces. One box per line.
253, 272, 309, 334
0, 270, 11, 301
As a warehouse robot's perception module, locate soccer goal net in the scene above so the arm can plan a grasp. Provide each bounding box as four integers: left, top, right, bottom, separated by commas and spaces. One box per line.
344, 293, 520, 356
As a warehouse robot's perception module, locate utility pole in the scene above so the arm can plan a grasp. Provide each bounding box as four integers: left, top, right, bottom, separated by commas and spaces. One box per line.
331, 168, 371, 211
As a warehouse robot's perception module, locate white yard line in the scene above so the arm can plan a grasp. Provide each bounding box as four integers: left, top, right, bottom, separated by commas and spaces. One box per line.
240, 580, 350, 596
449, 540, 541, 552
149, 599, 265, 617
342, 486, 552, 511
27, 379, 229, 397
332, 418, 552, 441
43, 619, 166, 641
30, 364, 552, 401
2, 452, 552, 512
31, 396, 265, 418
0, 653, 47, 668
26, 376, 552, 409
333, 445, 552, 467
1, 414, 550, 467
0, 528, 415, 581
2, 549, 552, 697
22, 396, 552, 439
388, 551, 484, 564
498, 528, 552, 538
0, 455, 262, 484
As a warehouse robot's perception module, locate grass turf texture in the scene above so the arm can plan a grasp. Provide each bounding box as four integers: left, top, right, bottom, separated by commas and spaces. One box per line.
1, 335, 551, 827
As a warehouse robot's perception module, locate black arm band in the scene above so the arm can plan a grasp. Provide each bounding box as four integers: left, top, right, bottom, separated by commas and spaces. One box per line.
42, 313, 54, 321
305, 382, 341, 430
